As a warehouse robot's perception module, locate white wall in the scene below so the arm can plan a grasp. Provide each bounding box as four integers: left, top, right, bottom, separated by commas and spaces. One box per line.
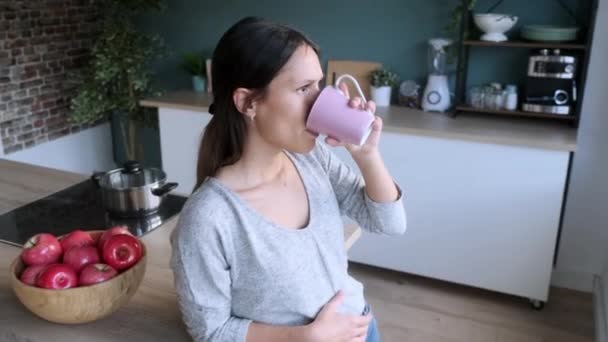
0, 123, 116, 175
553, 0, 608, 292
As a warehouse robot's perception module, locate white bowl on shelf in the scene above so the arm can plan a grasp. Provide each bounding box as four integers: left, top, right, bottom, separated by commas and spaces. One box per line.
474, 13, 518, 42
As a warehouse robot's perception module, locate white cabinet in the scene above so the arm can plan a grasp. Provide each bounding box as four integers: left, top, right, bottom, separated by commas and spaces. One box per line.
335, 132, 569, 302
158, 107, 569, 302
158, 108, 211, 196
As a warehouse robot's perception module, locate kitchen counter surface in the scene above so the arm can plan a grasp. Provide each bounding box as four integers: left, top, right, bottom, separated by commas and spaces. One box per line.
141, 90, 577, 152
140, 90, 213, 113
0, 159, 362, 341
0, 159, 84, 216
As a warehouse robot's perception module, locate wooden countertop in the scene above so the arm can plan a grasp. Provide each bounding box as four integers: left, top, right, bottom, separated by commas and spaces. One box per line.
141, 90, 577, 152
140, 90, 213, 113
0, 159, 84, 216
0, 159, 361, 341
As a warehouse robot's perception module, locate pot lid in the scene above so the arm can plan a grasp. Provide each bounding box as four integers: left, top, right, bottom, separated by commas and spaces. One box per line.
99, 161, 166, 189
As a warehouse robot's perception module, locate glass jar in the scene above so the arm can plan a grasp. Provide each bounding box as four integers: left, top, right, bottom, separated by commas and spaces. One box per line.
504, 84, 518, 111
467, 86, 483, 108
483, 86, 497, 109
494, 89, 506, 110
482, 83, 506, 110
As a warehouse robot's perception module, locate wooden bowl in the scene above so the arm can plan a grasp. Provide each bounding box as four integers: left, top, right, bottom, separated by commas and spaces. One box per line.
9, 231, 147, 324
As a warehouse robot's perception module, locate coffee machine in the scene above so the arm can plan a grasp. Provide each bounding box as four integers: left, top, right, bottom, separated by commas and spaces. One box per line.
522, 49, 577, 115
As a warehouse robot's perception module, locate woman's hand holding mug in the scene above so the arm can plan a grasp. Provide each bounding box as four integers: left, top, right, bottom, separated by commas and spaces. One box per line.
305, 74, 382, 161
325, 81, 382, 160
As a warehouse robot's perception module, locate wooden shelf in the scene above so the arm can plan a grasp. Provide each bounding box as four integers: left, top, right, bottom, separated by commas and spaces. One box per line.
455, 105, 577, 121
462, 40, 587, 50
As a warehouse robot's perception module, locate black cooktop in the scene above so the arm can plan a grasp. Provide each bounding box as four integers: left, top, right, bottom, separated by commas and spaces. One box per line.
0, 179, 187, 247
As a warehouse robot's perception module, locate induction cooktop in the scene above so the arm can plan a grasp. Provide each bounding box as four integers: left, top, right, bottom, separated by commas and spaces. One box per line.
0, 179, 187, 247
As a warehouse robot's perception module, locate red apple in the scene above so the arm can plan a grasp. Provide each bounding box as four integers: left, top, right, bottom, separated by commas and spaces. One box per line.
63, 246, 100, 273
102, 234, 142, 271
98, 226, 132, 250
21, 233, 62, 266
19, 264, 46, 286
36, 264, 78, 289
60, 229, 96, 251
78, 263, 118, 286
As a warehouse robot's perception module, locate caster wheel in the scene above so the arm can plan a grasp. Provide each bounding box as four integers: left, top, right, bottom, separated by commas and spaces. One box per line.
529, 299, 545, 310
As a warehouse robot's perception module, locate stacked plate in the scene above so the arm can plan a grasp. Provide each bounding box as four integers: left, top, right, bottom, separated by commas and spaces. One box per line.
521, 25, 579, 42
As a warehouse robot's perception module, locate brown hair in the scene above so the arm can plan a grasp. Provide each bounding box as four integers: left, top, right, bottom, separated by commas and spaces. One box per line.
194, 17, 319, 192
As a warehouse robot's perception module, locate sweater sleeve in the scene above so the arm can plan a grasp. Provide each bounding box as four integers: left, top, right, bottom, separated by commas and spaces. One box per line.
170, 207, 251, 342
314, 141, 407, 235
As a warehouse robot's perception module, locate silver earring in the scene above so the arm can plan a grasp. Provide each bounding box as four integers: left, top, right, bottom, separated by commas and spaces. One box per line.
250, 114, 255, 122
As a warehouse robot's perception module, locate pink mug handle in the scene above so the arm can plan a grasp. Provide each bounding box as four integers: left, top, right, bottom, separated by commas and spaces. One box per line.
334, 74, 368, 105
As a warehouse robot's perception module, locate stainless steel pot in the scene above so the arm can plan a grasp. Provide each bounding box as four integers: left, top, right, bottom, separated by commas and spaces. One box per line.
91, 161, 178, 218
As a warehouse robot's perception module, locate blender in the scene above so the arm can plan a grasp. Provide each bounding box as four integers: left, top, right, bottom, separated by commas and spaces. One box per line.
422, 38, 452, 112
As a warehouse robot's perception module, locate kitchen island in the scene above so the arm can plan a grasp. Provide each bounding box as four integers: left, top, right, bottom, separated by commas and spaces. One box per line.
140, 90, 577, 197
0, 159, 361, 341
141, 90, 576, 307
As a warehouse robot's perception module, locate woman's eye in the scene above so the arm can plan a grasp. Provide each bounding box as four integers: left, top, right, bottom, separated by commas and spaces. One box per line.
298, 84, 310, 93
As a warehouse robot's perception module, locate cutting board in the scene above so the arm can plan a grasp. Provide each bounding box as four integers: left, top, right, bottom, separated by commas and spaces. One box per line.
325, 60, 382, 101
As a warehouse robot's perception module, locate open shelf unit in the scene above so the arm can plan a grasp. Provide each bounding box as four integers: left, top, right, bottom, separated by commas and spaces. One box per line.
452, 0, 600, 127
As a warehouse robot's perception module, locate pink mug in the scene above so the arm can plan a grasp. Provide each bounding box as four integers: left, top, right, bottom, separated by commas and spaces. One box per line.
306, 74, 375, 146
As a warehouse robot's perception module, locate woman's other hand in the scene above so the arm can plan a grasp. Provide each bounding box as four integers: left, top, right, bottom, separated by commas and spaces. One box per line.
306, 290, 371, 342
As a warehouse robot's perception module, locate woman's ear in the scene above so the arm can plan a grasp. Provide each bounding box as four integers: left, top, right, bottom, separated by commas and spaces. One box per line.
233, 88, 256, 119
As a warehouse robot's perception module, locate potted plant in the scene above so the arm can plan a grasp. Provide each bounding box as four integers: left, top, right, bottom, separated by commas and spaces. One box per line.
370, 68, 399, 107
69, 0, 167, 165
445, 0, 478, 40
181, 53, 206, 93
443, 0, 478, 64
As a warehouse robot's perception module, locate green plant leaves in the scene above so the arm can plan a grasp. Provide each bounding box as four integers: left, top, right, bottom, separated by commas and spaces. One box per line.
69, 0, 167, 128
370, 68, 399, 87
181, 53, 206, 76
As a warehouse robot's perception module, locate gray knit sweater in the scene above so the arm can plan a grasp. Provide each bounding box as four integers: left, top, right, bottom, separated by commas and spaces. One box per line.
170, 141, 406, 342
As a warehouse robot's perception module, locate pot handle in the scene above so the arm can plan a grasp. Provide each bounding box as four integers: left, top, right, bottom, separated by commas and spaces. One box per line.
124, 160, 142, 173
151, 182, 178, 197
91, 172, 106, 187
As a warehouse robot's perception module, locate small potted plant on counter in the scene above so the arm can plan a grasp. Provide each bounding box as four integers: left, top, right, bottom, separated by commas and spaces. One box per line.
181, 53, 207, 93
370, 68, 399, 107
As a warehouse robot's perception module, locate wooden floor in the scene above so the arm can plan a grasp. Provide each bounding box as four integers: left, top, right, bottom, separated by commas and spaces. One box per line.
349, 263, 595, 342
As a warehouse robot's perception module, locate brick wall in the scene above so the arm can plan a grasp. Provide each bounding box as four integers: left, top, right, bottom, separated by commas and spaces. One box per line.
0, 0, 104, 155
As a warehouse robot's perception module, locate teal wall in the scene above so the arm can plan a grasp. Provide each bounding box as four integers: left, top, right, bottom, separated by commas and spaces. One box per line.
138, 0, 589, 90
131, 0, 591, 168
138, 0, 451, 89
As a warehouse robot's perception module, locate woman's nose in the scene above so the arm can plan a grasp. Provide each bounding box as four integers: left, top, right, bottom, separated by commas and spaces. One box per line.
305, 89, 321, 115
311, 84, 323, 99
309, 88, 322, 105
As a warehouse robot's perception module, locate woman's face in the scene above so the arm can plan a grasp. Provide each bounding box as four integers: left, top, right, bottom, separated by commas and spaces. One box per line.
252, 44, 324, 153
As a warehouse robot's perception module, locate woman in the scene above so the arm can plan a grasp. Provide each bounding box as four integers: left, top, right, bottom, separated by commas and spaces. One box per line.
170, 17, 406, 342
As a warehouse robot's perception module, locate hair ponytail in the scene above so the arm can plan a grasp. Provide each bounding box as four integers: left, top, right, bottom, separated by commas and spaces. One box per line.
194, 103, 247, 191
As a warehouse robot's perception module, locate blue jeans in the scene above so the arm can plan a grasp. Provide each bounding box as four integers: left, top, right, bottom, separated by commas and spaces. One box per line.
362, 303, 380, 342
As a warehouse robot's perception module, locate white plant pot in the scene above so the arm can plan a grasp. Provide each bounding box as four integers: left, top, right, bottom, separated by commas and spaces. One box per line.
371, 86, 391, 107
